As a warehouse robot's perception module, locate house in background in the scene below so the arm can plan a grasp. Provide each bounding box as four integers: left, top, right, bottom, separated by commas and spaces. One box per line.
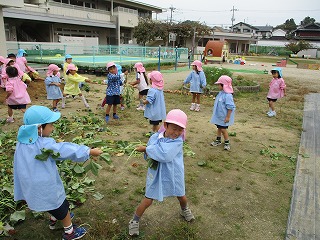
254, 25, 273, 39
292, 22, 320, 41
2, 0, 162, 45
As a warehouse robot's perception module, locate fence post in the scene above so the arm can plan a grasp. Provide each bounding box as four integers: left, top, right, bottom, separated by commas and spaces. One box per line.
175, 46, 178, 71
158, 45, 161, 71
39, 44, 43, 62
92, 46, 96, 67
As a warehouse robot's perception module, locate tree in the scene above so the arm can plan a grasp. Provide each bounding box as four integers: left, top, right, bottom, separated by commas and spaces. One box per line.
275, 18, 297, 38
300, 16, 316, 26
285, 40, 313, 54
133, 18, 158, 46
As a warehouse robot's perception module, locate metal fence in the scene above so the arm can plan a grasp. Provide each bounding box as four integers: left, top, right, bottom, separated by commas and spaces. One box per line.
6, 42, 189, 67
249, 44, 291, 56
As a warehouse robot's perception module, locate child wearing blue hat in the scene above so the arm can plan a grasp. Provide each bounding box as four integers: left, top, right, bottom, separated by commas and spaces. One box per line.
14, 105, 103, 240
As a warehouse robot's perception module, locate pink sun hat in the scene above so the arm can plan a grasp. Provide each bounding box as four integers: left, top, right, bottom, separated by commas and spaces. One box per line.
67, 64, 77, 71
191, 60, 203, 71
165, 109, 188, 129
106, 62, 116, 69
215, 75, 234, 94
134, 62, 145, 73
46, 64, 61, 76
149, 71, 164, 90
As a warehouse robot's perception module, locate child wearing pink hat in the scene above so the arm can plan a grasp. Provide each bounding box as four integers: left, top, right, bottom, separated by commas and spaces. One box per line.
210, 75, 236, 151
5, 66, 31, 123
143, 71, 166, 134
45, 64, 63, 112
183, 60, 207, 112
61, 64, 90, 109
130, 62, 149, 111
129, 109, 195, 236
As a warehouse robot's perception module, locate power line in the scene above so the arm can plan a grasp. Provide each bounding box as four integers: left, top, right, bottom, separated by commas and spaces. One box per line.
230, 6, 238, 27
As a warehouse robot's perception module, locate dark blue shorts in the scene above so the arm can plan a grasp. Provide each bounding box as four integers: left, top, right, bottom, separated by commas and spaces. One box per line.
139, 89, 149, 96
8, 104, 27, 110
106, 95, 120, 105
48, 199, 69, 220
149, 120, 162, 125
267, 98, 277, 102
215, 124, 229, 129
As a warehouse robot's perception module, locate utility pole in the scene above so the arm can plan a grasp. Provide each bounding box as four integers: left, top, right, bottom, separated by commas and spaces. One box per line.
230, 6, 238, 29
169, 5, 176, 23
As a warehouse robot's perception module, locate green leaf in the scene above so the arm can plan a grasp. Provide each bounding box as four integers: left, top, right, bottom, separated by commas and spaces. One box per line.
71, 183, 80, 189
35, 148, 60, 161
197, 161, 207, 166
73, 164, 85, 174
93, 192, 104, 200
100, 153, 111, 164
147, 158, 158, 170
10, 210, 26, 223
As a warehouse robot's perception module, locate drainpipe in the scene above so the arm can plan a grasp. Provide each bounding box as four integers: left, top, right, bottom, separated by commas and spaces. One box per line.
0, 6, 6, 56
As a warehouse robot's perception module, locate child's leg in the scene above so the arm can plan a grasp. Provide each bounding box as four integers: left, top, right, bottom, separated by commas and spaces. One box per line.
105, 104, 112, 115
177, 195, 195, 222
7, 106, 13, 117
135, 197, 153, 219
61, 94, 67, 108
196, 93, 200, 104
269, 100, 275, 111
152, 124, 160, 132
79, 93, 89, 108
190, 93, 196, 110
112, 104, 120, 119
211, 127, 222, 146
192, 93, 196, 103
221, 128, 231, 150
195, 94, 201, 111
129, 197, 153, 236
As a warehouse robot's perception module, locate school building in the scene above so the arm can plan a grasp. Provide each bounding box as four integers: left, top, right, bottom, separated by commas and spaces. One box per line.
0, 0, 162, 55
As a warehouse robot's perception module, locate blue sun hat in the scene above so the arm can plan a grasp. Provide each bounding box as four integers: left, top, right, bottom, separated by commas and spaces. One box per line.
17, 49, 27, 57
270, 67, 283, 78
17, 106, 61, 144
65, 54, 72, 59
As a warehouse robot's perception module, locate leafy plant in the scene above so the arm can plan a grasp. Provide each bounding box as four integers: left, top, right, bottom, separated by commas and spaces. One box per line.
203, 66, 233, 85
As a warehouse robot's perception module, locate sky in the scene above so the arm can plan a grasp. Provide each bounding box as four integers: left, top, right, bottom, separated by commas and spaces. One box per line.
142, 0, 320, 28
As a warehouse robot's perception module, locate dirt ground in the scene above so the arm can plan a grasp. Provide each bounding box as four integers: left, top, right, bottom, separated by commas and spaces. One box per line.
1, 60, 320, 239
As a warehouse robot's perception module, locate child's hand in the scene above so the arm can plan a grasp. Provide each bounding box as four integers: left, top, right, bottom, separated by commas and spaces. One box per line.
135, 146, 146, 153
90, 148, 103, 156
224, 116, 230, 123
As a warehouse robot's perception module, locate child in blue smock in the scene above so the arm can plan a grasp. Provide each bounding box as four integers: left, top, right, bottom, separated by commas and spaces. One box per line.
14, 105, 102, 240
45, 64, 63, 112
183, 60, 206, 112
143, 71, 166, 134
128, 109, 195, 236
210, 75, 236, 151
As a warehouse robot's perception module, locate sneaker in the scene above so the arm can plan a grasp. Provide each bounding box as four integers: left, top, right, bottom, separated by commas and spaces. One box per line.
194, 104, 200, 112
267, 111, 276, 117
84, 103, 90, 108
210, 140, 221, 146
62, 226, 86, 240
190, 103, 196, 111
136, 106, 145, 111
128, 219, 139, 236
53, 108, 59, 112
180, 207, 195, 222
120, 106, 125, 110
105, 115, 110, 123
113, 114, 120, 120
61, 104, 65, 109
49, 212, 74, 230
6, 117, 14, 123
224, 144, 231, 151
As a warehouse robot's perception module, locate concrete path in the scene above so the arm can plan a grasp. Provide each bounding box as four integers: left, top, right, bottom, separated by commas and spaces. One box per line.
286, 93, 320, 239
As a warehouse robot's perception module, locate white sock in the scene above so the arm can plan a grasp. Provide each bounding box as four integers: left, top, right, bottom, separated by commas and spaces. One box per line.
64, 224, 73, 234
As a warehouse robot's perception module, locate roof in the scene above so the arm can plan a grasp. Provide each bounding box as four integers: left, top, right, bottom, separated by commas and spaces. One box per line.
254, 26, 273, 32
113, 0, 162, 13
232, 22, 259, 30
293, 22, 320, 32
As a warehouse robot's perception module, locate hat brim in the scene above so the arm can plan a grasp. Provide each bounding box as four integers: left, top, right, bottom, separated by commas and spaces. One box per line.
165, 120, 186, 129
